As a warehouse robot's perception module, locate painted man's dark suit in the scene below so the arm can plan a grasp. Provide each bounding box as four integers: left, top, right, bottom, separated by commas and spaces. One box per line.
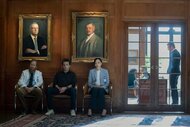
167, 49, 180, 104
23, 35, 47, 57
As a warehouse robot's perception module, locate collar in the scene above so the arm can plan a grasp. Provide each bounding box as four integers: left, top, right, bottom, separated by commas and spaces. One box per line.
85, 33, 94, 43
29, 69, 36, 74
61, 70, 70, 74
95, 68, 102, 71
30, 34, 37, 40
171, 48, 176, 53
87, 33, 94, 38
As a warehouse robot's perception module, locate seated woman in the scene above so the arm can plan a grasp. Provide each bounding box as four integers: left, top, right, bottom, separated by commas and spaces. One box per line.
128, 69, 138, 97
87, 58, 109, 117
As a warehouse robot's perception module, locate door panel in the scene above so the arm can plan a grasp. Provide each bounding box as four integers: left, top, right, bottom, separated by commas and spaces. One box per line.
157, 25, 182, 105
126, 23, 184, 111
128, 26, 152, 105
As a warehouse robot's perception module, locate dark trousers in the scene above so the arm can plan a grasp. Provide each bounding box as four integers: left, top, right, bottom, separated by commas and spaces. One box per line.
46, 87, 76, 110
16, 87, 42, 111
169, 74, 179, 104
89, 87, 106, 110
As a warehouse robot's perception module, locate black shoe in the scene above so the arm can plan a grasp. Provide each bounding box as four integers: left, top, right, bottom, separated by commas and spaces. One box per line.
88, 114, 92, 117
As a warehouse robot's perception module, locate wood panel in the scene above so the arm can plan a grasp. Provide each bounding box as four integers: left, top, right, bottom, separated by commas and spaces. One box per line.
122, 2, 185, 20
1, 0, 190, 113
62, 0, 124, 109
0, 0, 7, 111
186, 0, 190, 114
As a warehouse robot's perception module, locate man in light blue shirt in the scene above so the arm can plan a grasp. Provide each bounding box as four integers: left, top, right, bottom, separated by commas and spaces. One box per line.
16, 60, 43, 114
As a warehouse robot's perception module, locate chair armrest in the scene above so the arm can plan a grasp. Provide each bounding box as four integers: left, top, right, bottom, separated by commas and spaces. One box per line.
83, 83, 89, 95
48, 82, 53, 87
15, 84, 20, 91
108, 82, 113, 97
39, 83, 44, 90
15, 84, 19, 89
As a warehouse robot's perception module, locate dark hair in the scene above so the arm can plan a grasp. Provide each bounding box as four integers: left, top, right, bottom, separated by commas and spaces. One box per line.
128, 69, 137, 87
167, 42, 175, 48
62, 58, 71, 65
86, 22, 95, 27
30, 60, 37, 64
94, 58, 102, 64
129, 69, 137, 74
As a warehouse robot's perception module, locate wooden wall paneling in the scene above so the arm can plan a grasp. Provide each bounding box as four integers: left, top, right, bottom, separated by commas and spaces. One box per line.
0, 0, 7, 111
63, 0, 124, 111
6, 0, 62, 73
114, 0, 126, 111
186, 0, 190, 114
122, 1, 185, 21
3, 0, 190, 112
5, 0, 63, 110
0, 17, 4, 111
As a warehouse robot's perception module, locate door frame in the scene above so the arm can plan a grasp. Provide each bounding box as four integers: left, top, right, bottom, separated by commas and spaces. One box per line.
124, 21, 186, 111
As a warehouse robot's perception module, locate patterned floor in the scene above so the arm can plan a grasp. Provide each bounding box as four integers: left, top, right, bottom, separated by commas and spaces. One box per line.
1, 114, 190, 127
34, 114, 190, 127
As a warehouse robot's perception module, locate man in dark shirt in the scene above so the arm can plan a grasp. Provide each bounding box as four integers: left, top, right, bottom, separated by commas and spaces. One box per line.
45, 58, 77, 116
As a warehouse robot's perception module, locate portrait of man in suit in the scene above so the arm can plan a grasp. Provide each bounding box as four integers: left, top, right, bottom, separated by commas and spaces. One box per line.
77, 23, 103, 58
23, 22, 47, 57
18, 14, 51, 61
72, 12, 108, 62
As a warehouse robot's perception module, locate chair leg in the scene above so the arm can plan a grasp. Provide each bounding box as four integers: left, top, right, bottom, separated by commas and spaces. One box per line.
75, 99, 77, 112
110, 98, 112, 115
82, 98, 85, 113
41, 96, 43, 111
14, 93, 17, 112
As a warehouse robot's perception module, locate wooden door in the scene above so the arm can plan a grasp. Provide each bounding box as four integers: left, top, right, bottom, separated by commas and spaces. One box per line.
126, 22, 184, 111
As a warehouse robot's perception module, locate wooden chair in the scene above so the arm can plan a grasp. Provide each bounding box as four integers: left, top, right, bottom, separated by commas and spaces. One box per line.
48, 83, 78, 112
14, 84, 44, 111
82, 82, 113, 114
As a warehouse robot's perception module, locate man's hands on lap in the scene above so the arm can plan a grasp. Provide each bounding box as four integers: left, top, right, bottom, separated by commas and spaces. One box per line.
24, 87, 33, 93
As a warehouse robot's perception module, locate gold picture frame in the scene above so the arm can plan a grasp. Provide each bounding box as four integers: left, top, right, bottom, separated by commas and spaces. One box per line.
71, 12, 109, 62
18, 14, 52, 61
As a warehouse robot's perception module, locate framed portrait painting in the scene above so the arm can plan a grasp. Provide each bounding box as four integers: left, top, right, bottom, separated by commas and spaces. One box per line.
18, 14, 52, 61
72, 12, 109, 62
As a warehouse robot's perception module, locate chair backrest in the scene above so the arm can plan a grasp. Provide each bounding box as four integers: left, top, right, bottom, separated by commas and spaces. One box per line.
83, 83, 89, 95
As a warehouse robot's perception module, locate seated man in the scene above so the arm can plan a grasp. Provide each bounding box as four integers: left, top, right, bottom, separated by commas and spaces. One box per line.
45, 58, 77, 116
16, 60, 43, 115
140, 66, 150, 79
